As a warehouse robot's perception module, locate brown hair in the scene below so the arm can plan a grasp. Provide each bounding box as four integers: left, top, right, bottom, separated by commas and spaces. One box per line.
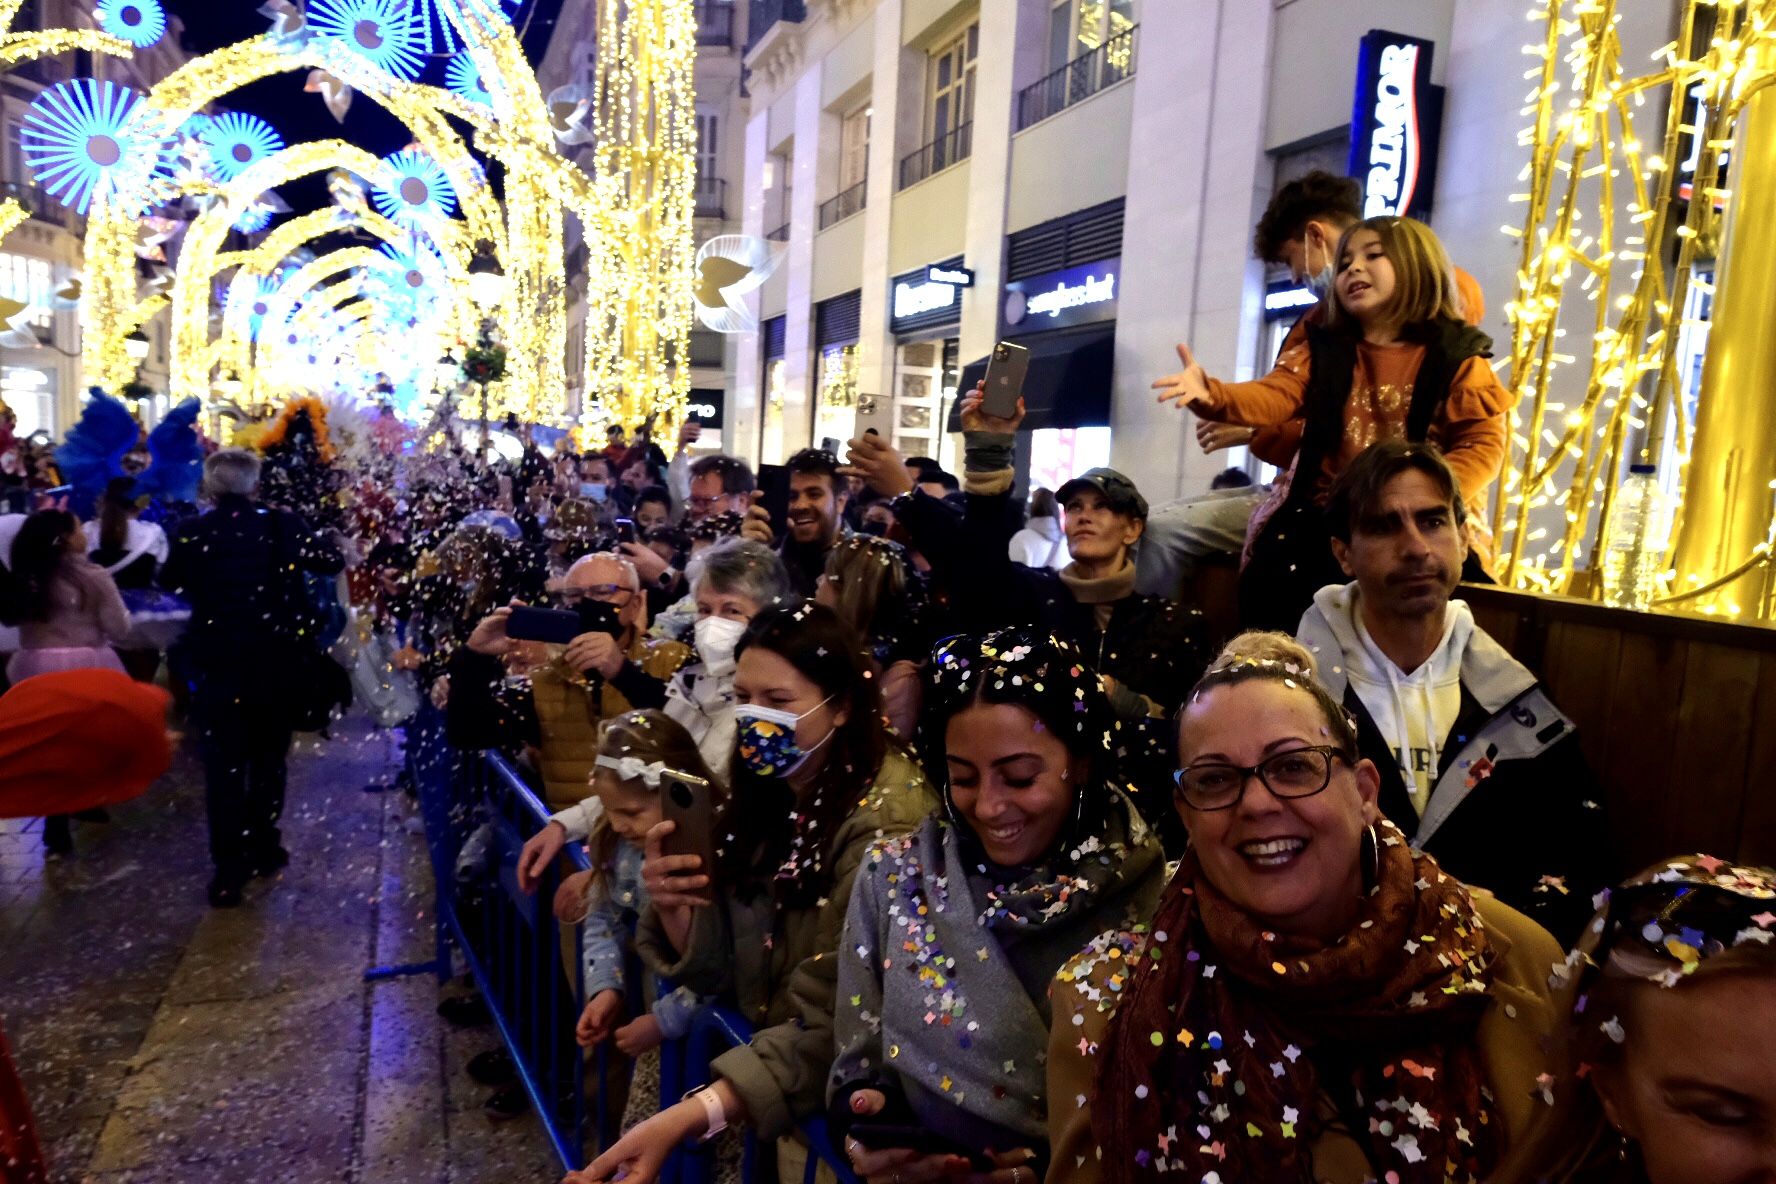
583, 710, 726, 899
1181, 630, 1357, 761
1325, 439, 1468, 542
1253, 170, 1363, 263
1322, 216, 1464, 334
820, 535, 909, 654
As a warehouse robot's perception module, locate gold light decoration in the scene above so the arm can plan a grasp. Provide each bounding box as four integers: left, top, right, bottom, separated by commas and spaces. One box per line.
581, 0, 699, 434
0, 198, 25, 246
1497, 0, 1776, 617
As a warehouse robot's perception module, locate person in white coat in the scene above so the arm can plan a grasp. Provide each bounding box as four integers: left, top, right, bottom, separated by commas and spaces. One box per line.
1007, 487, 1070, 570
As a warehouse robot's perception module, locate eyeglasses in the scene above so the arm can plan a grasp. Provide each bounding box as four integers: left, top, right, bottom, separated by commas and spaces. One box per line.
687, 495, 725, 512
556, 585, 632, 607
1172, 746, 1350, 812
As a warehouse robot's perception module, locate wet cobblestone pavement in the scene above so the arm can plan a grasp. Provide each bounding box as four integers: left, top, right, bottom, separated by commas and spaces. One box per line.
0, 716, 560, 1184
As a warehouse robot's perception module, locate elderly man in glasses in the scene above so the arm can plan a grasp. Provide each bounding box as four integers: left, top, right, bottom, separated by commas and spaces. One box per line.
444, 551, 690, 818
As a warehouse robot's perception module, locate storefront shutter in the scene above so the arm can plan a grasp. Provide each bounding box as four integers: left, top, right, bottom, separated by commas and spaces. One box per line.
1006, 199, 1125, 281
815, 289, 863, 346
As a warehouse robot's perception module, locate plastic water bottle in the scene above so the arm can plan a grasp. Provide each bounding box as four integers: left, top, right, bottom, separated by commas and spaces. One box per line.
1600, 464, 1670, 611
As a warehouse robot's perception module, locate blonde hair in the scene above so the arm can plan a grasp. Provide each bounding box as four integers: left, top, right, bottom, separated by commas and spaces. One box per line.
1210, 630, 1319, 676
1323, 216, 1463, 333
583, 710, 726, 899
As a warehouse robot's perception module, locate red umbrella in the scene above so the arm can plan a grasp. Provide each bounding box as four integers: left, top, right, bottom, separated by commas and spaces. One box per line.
0, 669, 171, 820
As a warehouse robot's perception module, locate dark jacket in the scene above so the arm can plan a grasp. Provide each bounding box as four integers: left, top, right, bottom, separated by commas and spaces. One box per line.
1298, 597, 1609, 943
162, 494, 344, 678
894, 485, 1206, 852
1240, 318, 1496, 631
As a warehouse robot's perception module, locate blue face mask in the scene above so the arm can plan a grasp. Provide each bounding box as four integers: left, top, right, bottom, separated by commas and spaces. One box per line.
581, 481, 607, 502
733, 697, 834, 779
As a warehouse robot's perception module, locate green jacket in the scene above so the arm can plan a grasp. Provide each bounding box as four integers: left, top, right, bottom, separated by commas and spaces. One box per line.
637, 745, 938, 1137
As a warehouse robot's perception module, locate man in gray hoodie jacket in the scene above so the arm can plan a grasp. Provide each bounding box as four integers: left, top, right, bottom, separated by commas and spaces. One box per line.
1295, 441, 1607, 941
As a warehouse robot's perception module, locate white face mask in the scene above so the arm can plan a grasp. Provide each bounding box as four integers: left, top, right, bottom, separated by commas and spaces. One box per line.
694, 614, 747, 675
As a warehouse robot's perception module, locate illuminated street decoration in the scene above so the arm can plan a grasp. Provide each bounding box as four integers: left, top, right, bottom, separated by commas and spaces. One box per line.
446, 49, 491, 106
416, 0, 519, 52
1499, 0, 1776, 618
308, 0, 427, 80
234, 198, 278, 234
97, 0, 166, 48
373, 149, 457, 228
21, 78, 160, 215
202, 112, 285, 181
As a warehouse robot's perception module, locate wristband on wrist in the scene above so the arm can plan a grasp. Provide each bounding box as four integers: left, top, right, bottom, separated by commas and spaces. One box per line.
684, 1085, 728, 1143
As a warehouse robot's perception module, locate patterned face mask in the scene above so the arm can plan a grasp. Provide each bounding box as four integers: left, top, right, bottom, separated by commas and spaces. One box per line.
733, 696, 834, 779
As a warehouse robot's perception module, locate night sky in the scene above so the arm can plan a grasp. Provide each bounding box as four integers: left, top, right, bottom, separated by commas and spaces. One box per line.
159, 0, 567, 218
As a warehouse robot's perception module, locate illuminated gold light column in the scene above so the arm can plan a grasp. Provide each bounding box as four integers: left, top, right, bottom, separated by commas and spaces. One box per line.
583, 0, 697, 432
1668, 33, 1776, 617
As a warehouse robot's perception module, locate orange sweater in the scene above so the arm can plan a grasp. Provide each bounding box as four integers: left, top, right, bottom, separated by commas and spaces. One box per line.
1243, 268, 1488, 470
1204, 338, 1510, 506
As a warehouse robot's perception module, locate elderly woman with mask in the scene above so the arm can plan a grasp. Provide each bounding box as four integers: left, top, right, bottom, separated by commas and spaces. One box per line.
1046, 632, 1567, 1184
831, 629, 1166, 1184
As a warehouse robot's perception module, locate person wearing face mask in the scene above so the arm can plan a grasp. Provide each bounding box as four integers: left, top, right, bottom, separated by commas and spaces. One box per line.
513, 537, 790, 864
569, 603, 938, 1184
830, 629, 1165, 1184
1158, 216, 1508, 631
1140, 172, 1486, 605
1046, 631, 1567, 1184
846, 391, 1206, 855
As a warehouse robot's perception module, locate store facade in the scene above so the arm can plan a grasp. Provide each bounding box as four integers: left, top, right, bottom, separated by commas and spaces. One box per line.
887, 255, 966, 469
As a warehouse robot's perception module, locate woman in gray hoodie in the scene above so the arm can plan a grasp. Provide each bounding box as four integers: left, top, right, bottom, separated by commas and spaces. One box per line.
829, 628, 1166, 1183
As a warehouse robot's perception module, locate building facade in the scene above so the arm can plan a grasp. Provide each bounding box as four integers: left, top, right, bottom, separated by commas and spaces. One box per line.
721, 0, 1682, 507
1, 0, 189, 437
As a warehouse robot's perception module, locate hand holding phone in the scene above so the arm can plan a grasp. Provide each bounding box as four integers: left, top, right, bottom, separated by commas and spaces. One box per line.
981, 341, 1031, 420
659, 771, 719, 902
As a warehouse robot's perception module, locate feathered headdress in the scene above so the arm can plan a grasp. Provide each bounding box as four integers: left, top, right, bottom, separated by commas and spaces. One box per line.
133, 397, 203, 505
54, 389, 138, 517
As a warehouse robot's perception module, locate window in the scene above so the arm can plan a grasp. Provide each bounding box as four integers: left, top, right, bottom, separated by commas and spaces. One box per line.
5, 120, 25, 187
929, 24, 978, 146
0, 253, 52, 330
1048, 0, 1136, 69
838, 105, 870, 191
696, 111, 720, 182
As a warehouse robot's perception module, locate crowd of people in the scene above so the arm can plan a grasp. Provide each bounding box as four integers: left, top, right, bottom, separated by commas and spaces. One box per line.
0, 171, 1771, 1184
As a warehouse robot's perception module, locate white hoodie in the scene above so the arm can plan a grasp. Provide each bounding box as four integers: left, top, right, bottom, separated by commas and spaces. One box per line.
1008, 515, 1070, 570
1303, 582, 1473, 816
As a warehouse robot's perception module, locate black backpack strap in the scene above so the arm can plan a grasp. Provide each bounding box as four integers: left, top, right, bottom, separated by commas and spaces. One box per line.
1284, 324, 1359, 510
1403, 319, 1494, 442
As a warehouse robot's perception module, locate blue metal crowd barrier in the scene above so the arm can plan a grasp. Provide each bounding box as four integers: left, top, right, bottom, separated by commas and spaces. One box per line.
404, 704, 856, 1182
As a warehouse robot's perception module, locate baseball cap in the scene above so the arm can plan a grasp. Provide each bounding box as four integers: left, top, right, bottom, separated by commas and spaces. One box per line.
1056, 468, 1148, 521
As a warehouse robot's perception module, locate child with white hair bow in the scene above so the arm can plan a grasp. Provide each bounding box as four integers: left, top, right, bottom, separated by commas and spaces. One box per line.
557, 710, 728, 1129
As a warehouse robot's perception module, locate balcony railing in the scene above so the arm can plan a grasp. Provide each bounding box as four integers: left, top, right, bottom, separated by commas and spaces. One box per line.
747, 0, 804, 51
1017, 25, 1139, 130
817, 177, 867, 229
765, 221, 791, 242
695, 1, 735, 46
695, 176, 727, 219
897, 122, 972, 191
0, 181, 79, 233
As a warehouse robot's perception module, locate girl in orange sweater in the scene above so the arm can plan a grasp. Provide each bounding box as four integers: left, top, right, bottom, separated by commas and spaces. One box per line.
1158, 215, 1510, 629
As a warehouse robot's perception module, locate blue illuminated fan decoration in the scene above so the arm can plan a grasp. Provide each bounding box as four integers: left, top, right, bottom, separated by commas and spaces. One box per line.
201, 113, 284, 181
309, 0, 426, 80
372, 150, 456, 227
445, 50, 491, 107
417, 0, 520, 53
20, 79, 154, 215
228, 275, 282, 339
97, 0, 167, 47
235, 203, 276, 234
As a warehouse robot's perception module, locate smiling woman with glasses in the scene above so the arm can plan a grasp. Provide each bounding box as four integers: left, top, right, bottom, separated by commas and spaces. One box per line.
1044, 631, 1569, 1184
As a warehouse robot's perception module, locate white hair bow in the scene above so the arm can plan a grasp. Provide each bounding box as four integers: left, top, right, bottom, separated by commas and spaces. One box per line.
595, 755, 667, 787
